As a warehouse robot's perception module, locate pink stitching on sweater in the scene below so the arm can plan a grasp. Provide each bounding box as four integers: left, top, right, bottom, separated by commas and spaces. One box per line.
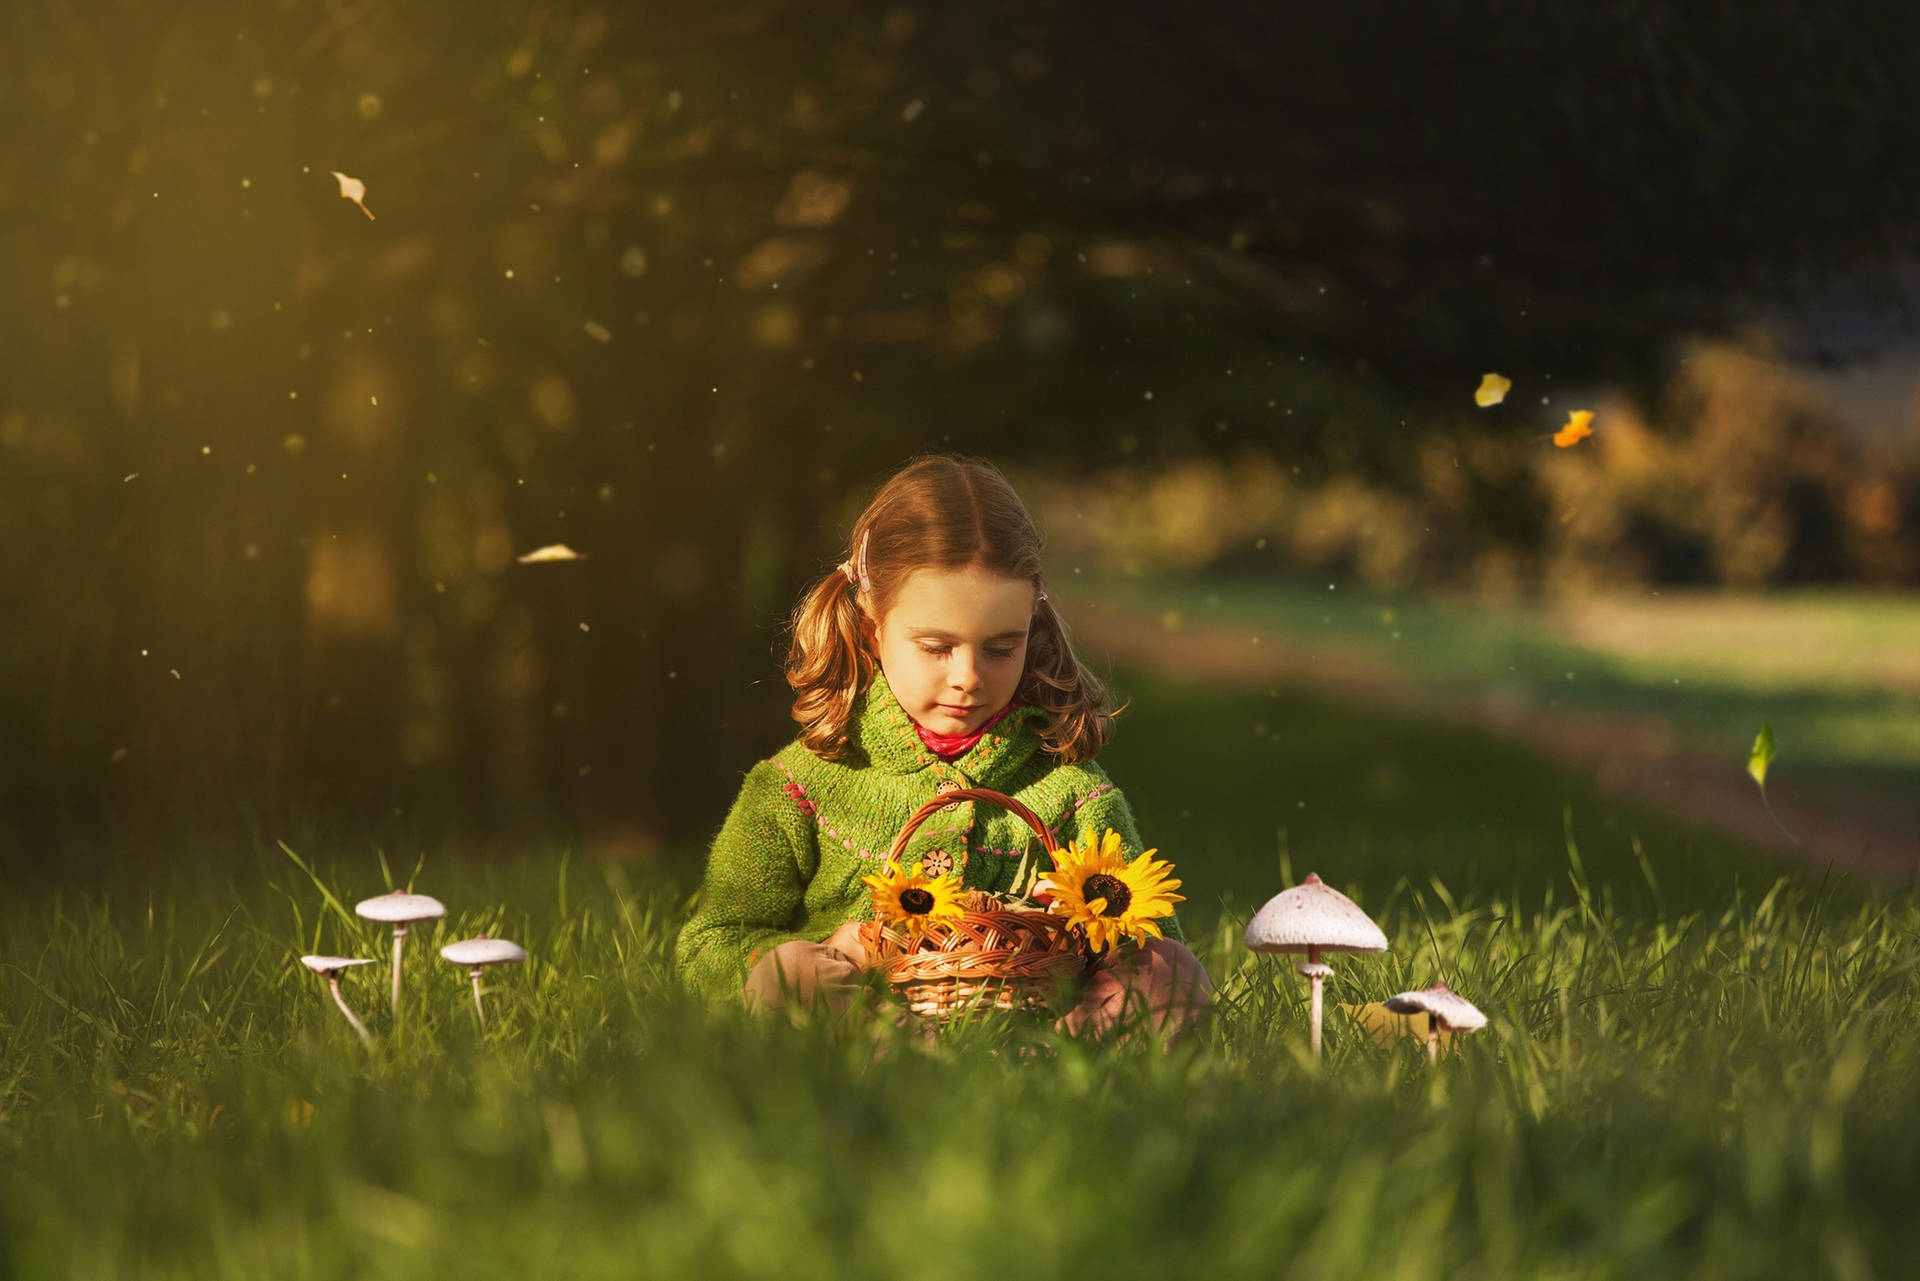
1068, 783, 1113, 815
971, 844, 1043, 860
1048, 783, 1114, 840
772, 757, 876, 859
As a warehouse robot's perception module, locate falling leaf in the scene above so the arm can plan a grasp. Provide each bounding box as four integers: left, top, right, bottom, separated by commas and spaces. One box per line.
1747, 721, 1776, 788
1747, 721, 1799, 844
329, 170, 375, 220
1473, 372, 1511, 407
1552, 409, 1595, 448
516, 543, 586, 564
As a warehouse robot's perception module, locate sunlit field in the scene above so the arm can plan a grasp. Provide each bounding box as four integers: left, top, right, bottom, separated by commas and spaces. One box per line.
1077, 571, 1920, 814
6, 677, 1916, 1280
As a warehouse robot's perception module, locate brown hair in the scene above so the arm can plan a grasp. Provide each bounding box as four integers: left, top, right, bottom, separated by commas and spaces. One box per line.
783, 453, 1120, 762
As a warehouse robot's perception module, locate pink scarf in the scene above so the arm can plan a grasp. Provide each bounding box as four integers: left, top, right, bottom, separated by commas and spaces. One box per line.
915, 700, 1019, 759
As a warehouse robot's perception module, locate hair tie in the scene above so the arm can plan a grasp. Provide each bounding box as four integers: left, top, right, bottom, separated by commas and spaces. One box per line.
1037, 589, 1048, 603
838, 530, 871, 593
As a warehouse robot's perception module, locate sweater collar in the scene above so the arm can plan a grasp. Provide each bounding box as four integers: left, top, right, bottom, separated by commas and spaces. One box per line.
850, 668, 1047, 780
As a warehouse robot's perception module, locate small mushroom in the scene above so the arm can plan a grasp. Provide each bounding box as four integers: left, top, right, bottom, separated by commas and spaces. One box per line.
439, 935, 527, 1028
1382, 983, 1482, 1060
1244, 873, 1388, 1059
300, 955, 376, 1048
1384, 982, 1487, 1063
353, 891, 447, 1025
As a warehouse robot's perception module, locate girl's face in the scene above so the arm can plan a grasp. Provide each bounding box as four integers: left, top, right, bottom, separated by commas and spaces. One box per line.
869, 565, 1036, 735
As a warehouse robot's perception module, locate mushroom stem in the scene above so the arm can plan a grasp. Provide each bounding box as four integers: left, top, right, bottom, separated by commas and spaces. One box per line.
390, 924, 408, 1025
1308, 944, 1324, 1060
1426, 1018, 1439, 1064
469, 966, 487, 1028
328, 976, 373, 1048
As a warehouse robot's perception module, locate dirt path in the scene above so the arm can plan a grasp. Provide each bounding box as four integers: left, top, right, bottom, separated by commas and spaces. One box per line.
1070, 603, 1920, 884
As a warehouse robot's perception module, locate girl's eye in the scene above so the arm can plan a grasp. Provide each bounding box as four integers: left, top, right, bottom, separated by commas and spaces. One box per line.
919, 645, 1018, 659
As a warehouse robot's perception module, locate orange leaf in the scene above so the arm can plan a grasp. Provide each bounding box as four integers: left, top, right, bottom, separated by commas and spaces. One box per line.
1552, 409, 1594, 448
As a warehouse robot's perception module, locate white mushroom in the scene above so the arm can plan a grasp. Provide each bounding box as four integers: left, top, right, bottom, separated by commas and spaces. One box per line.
353, 891, 446, 1026
1384, 982, 1488, 1063
439, 935, 528, 1028
1244, 872, 1389, 1059
300, 955, 376, 1048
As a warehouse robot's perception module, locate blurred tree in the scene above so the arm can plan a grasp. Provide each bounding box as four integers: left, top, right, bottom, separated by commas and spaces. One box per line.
1, 0, 1914, 863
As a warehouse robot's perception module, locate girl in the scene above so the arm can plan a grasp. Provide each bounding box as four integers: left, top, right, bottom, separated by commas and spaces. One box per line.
673, 454, 1212, 1040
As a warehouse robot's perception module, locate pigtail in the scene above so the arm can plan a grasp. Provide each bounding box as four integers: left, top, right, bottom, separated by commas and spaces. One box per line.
1018, 593, 1122, 763
784, 562, 875, 758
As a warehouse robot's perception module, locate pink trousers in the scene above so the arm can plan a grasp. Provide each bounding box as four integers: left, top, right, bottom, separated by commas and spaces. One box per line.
743, 936, 1213, 1043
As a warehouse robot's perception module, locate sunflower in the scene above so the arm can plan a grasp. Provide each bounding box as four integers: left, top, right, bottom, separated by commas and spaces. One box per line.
862, 863, 967, 936
1044, 826, 1184, 953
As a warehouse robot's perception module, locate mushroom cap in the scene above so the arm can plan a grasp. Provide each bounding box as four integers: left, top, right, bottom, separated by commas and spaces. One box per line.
301, 955, 376, 976
1382, 982, 1487, 1032
1296, 961, 1334, 979
1244, 873, 1389, 954
439, 936, 528, 967
353, 891, 447, 924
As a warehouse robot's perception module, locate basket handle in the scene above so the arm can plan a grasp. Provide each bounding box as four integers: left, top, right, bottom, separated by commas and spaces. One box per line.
884, 787, 1060, 870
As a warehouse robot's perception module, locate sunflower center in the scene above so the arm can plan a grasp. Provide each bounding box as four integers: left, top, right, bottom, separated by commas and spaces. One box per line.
1081, 874, 1131, 917
899, 888, 936, 915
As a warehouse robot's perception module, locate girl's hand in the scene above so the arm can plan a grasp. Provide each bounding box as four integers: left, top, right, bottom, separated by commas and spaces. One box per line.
823, 920, 869, 967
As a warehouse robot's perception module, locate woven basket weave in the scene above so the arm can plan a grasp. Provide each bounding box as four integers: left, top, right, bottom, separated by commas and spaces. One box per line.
857, 787, 1091, 1020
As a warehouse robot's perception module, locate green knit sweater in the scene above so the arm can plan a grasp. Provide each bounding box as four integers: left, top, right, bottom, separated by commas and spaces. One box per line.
674, 669, 1185, 1007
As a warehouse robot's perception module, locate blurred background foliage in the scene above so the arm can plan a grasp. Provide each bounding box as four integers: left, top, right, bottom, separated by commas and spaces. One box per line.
3, 0, 1918, 866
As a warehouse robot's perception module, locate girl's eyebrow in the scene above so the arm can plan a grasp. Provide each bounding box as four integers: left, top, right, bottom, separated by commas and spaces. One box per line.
912, 627, 1028, 642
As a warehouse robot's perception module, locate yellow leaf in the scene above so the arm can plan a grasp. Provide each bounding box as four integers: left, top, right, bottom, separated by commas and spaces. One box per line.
1474, 372, 1511, 408
516, 543, 587, 564
1747, 721, 1776, 788
1552, 409, 1595, 448
330, 170, 376, 220
1339, 1000, 1458, 1052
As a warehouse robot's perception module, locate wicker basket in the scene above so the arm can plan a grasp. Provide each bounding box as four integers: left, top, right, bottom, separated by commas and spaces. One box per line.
857, 787, 1092, 1020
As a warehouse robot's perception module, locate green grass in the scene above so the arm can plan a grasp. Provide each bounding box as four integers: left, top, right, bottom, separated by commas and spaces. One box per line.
1080, 570, 1920, 809
4, 677, 1917, 1279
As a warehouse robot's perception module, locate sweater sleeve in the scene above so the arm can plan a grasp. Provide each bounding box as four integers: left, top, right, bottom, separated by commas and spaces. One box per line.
673, 759, 816, 1007
1061, 763, 1188, 945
